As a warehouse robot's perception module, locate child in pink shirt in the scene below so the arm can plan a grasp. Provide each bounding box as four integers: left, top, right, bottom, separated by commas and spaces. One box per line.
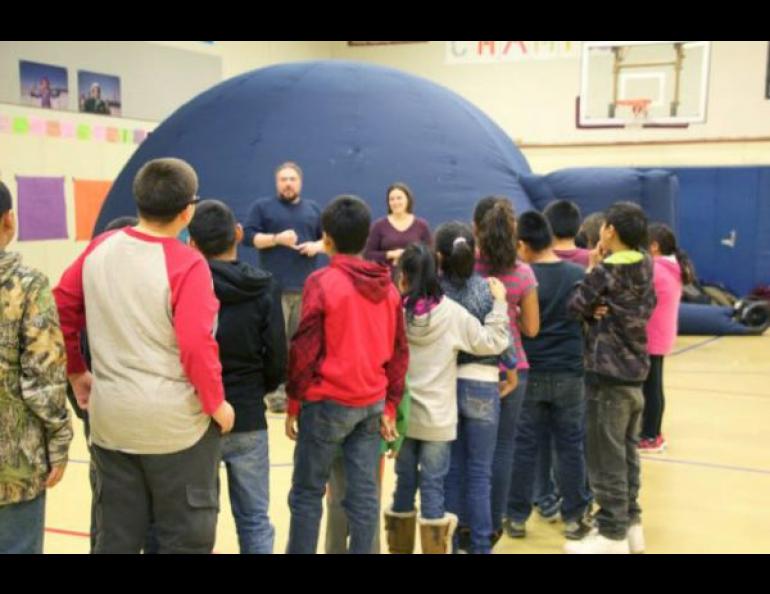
640, 223, 695, 452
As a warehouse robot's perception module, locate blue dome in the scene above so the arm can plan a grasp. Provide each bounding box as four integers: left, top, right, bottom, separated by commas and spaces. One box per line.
97, 60, 532, 243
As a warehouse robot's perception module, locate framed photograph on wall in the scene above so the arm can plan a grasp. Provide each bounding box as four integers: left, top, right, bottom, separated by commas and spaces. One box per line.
19, 60, 69, 110
78, 70, 121, 116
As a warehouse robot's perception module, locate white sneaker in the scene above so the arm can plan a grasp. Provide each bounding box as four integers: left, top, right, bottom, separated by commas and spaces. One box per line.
627, 523, 645, 554
564, 531, 630, 554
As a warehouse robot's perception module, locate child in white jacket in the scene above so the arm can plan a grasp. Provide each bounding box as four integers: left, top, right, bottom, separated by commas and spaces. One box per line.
384, 243, 509, 554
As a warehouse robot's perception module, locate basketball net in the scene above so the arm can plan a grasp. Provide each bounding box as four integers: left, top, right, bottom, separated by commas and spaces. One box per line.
615, 98, 651, 129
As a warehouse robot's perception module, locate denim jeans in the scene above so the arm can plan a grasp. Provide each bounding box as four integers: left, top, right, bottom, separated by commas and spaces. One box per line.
392, 438, 452, 520
533, 436, 561, 508
585, 382, 644, 539
222, 430, 274, 554
287, 400, 383, 554
0, 493, 45, 553
507, 373, 590, 524
325, 451, 383, 554
491, 370, 528, 532
445, 379, 501, 554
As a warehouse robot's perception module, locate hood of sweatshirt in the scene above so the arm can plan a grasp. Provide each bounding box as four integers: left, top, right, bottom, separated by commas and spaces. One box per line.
209, 259, 273, 305
330, 254, 393, 303
406, 296, 454, 347
654, 255, 681, 280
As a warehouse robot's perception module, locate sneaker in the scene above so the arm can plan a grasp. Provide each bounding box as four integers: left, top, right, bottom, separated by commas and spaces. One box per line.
502, 517, 526, 538
564, 531, 630, 554
536, 497, 562, 523
564, 512, 595, 540
267, 398, 287, 414
638, 436, 665, 453
627, 523, 645, 554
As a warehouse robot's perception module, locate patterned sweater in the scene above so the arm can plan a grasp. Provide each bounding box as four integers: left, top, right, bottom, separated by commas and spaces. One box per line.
1, 250, 72, 505
567, 251, 656, 385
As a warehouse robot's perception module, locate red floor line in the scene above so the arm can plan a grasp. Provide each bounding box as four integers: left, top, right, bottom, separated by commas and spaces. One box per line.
45, 527, 91, 538
45, 527, 222, 553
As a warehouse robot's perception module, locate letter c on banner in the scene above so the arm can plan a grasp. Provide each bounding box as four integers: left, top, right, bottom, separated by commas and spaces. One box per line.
451, 41, 467, 57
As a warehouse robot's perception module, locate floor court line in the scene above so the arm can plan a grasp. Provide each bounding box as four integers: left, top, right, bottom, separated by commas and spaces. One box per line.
669, 336, 722, 356
68, 457, 294, 468
640, 455, 770, 476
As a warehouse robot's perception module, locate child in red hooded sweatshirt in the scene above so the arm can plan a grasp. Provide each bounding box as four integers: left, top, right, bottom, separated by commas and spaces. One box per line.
284, 195, 408, 554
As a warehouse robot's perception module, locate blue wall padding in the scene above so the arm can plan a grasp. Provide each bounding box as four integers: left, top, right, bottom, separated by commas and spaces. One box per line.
666, 167, 770, 296
678, 303, 754, 336
518, 168, 677, 228
96, 60, 534, 265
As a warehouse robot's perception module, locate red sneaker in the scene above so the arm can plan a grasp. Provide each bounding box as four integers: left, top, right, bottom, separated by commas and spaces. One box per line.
638, 435, 665, 453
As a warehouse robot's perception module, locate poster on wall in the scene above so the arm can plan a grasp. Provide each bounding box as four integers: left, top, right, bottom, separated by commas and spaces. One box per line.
19, 60, 69, 110
78, 70, 121, 116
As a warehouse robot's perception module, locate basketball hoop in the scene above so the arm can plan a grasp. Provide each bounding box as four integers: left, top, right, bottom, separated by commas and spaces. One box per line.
615, 98, 651, 127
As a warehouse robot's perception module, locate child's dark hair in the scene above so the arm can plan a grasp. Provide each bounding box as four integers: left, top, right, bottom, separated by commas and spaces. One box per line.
648, 222, 696, 285
435, 221, 475, 285
473, 196, 517, 274
604, 201, 648, 251
517, 211, 553, 253
543, 199, 582, 240
321, 195, 371, 255
398, 243, 443, 324
104, 216, 138, 232
0, 181, 12, 215
133, 158, 198, 224
188, 200, 237, 257
576, 212, 605, 249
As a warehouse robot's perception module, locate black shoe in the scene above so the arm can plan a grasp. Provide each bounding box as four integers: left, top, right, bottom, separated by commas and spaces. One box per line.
564, 510, 595, 540
456, 527, 471, 553
502, 517, 526, 538
490, 528, 504, 548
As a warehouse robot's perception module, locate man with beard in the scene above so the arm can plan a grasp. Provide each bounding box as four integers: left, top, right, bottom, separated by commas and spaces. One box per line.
243, 162, 324, 413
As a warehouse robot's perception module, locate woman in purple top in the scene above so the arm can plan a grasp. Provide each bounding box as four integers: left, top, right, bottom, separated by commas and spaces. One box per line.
364, 183, 432, 272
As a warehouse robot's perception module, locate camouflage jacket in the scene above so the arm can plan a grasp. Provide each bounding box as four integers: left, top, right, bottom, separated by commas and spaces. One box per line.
567, 251, 656, 384
0, 250, 72, 505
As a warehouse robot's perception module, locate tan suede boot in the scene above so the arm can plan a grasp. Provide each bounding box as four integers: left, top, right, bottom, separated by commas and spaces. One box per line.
418, 513, 458, 554
383, 507, 417, 554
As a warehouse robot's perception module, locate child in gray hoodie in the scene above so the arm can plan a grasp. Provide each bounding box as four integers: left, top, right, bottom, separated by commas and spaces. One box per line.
384, 242, 509, 554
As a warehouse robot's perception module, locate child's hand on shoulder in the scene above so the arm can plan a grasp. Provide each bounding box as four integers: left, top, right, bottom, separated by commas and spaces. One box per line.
487, 277, 506, 302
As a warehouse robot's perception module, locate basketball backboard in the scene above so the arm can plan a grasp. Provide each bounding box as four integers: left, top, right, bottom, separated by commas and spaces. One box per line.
578, 41, 711, 128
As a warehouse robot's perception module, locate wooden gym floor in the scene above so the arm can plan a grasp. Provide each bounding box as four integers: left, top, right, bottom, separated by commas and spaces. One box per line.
43, 333, 770, 554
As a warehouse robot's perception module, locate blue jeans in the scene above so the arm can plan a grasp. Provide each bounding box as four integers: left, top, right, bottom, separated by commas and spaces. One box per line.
445, 379, 501, 554
287, 400, 383, 554
0, 493, 45, 554
491, 370, 528, 532
393, 438, 452, 520
534, 436, 559, 507
507, 373, 590, 523
222, 430, 274, 554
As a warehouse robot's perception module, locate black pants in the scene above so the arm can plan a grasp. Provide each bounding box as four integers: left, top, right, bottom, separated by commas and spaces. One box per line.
91, 423, 221, 554
641, 355, 664, 440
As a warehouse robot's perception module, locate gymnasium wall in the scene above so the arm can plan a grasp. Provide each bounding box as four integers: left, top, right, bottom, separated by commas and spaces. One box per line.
2, 40, 770, 292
